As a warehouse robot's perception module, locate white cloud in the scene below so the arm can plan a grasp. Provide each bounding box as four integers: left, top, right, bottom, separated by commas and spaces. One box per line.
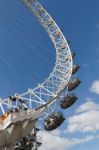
90, 80, 99, 94
38, 130, 96, 150
66, 110, 99, 133
38, 130, 68, 150
76, 101, 99, 113
38, 101, 99, 150
96, 134, 99, 139
66, 101, 99, 133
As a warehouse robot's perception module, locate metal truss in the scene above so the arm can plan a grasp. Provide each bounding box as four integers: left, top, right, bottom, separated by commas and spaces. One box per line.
0, 0, 73, 119
0, 1, 73, 149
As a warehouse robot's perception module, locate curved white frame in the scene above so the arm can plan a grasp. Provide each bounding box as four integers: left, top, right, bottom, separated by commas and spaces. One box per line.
0, 0, 73, 117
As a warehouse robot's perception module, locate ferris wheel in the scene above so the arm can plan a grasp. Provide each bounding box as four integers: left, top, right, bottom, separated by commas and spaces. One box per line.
0, 0, 81, 150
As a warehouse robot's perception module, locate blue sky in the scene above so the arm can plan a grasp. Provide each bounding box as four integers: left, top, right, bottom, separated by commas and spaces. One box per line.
0, 0, 99, 150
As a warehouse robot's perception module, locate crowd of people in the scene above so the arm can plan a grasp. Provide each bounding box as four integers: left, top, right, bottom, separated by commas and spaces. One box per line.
8, 95, 28, 113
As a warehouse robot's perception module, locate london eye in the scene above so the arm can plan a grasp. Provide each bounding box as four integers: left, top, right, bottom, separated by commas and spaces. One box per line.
0, 0, 81, 149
